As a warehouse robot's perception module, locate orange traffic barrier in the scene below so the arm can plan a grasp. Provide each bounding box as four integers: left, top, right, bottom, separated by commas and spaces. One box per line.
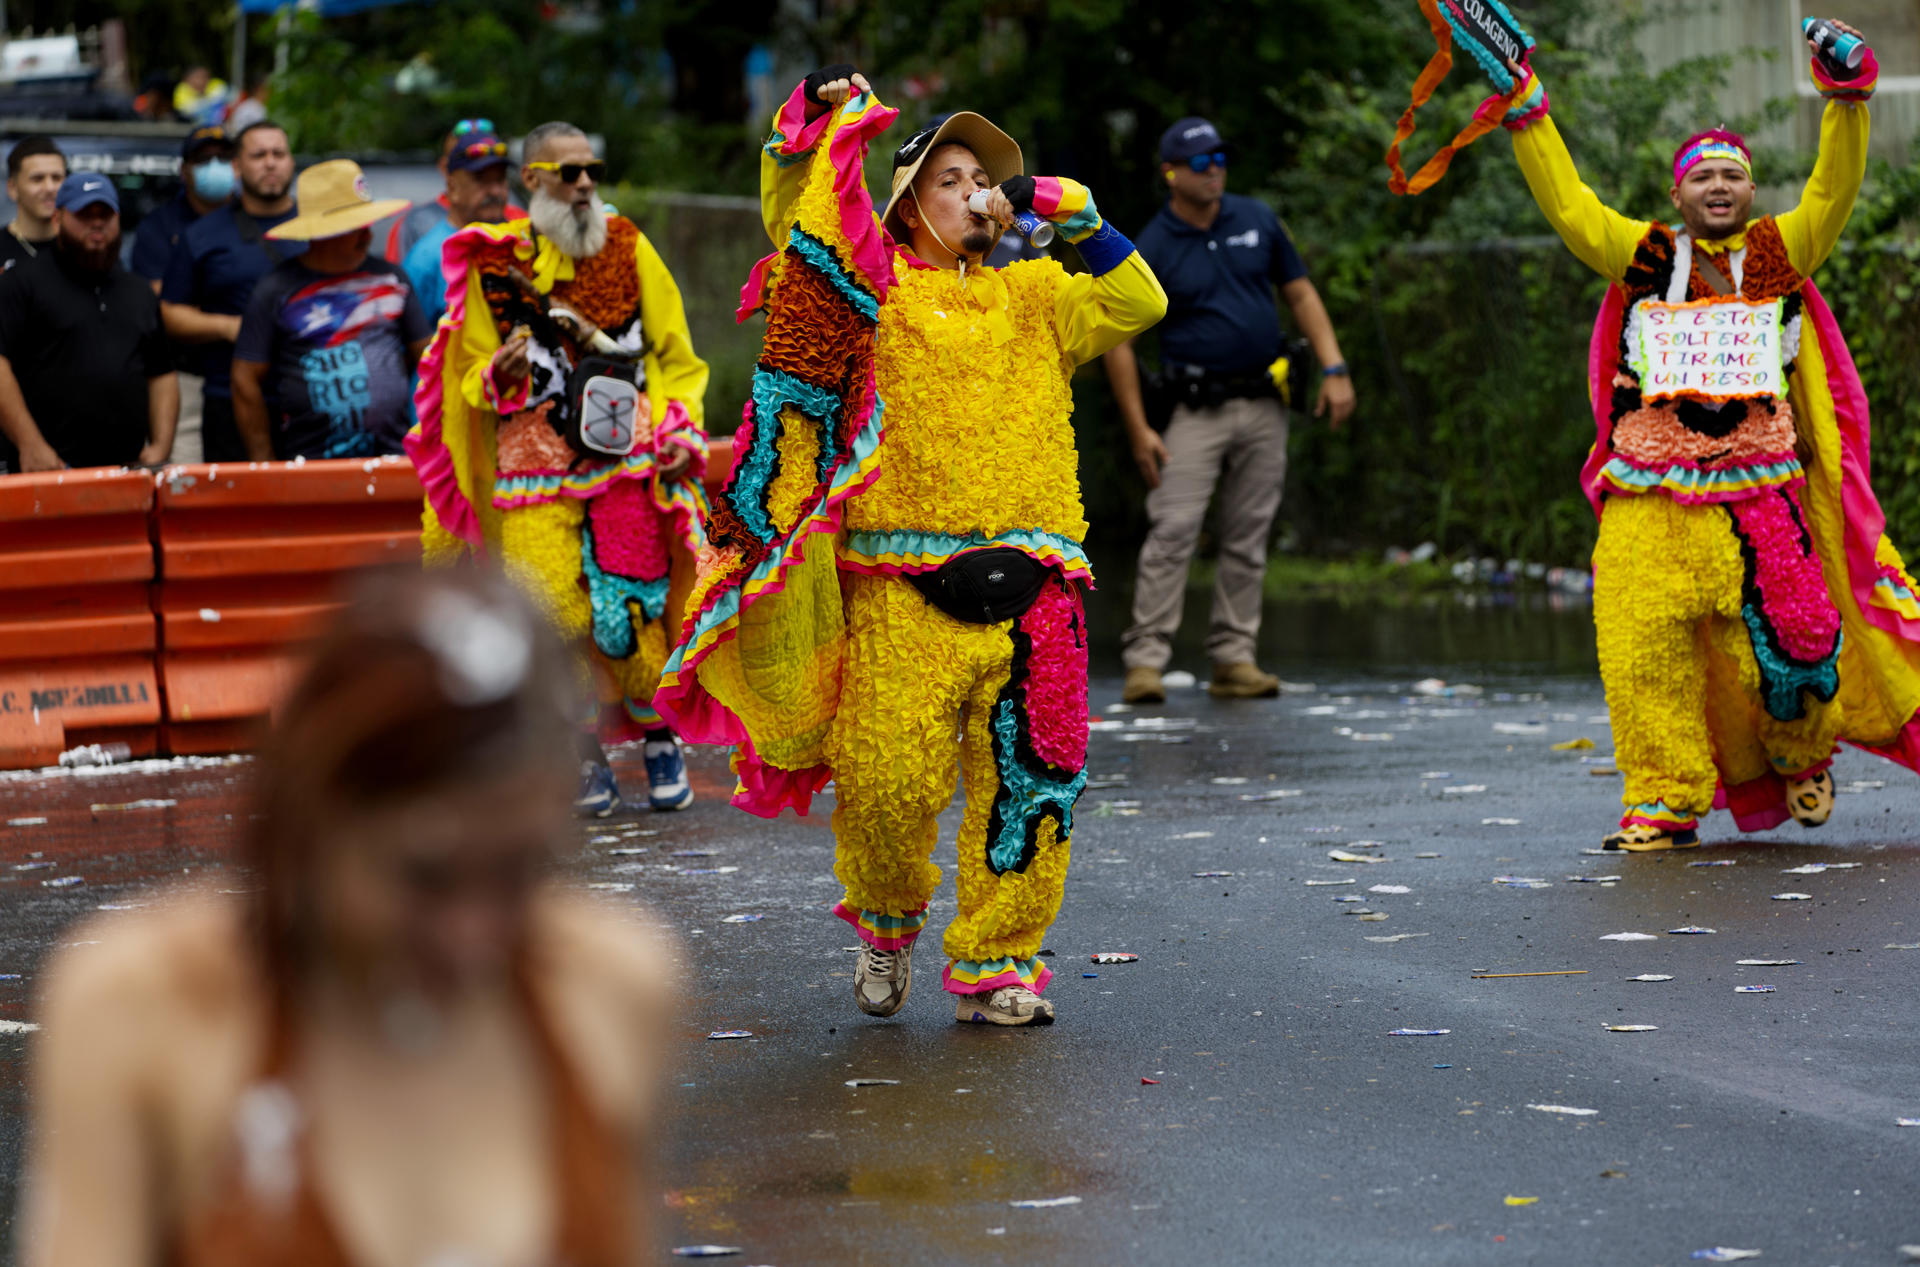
0, 468, 161, 769
152, 457, 425, 754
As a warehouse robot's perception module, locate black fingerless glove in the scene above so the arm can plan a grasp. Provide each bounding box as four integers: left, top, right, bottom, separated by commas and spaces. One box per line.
803, 64, 860, 108
1000, 174, 1037, 216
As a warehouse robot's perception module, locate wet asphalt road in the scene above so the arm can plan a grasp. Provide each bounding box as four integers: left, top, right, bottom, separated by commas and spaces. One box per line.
3, 627, 1919, 1264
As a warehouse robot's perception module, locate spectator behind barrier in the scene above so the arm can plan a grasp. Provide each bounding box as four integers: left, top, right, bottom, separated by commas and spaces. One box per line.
172, 64, 231, 126
161, 120, 304, 462
1, 137, 68, 273
232, 159, 430, 461
384, 117, 526, 265
131, 125, 234, 293
0, 174, 178, 473
403, 121, 515, 324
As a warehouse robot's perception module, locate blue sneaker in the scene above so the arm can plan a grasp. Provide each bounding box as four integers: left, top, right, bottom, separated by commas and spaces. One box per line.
644, 736, 694, 811
573, 760, 621, 818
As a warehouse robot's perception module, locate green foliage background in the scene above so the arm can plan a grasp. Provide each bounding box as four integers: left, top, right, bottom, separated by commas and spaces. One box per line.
70, 0, 1920, 565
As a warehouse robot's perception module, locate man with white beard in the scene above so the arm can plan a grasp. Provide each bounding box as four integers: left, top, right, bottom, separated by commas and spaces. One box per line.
407, 121, 710, 818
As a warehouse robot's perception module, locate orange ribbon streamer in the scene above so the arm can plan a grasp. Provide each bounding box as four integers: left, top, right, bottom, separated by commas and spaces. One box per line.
1386, 0, 1530, 196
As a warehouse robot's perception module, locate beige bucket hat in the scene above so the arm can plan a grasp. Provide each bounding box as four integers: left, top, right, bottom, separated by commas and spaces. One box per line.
881, 111, 1023, 240
267, 159, 411, 241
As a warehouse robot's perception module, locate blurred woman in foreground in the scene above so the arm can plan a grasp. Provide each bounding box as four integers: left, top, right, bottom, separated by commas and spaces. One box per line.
24, 569, 673, 1266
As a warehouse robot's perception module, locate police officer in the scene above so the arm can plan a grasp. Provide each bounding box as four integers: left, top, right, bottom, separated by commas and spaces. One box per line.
1105, 116, 1355, 703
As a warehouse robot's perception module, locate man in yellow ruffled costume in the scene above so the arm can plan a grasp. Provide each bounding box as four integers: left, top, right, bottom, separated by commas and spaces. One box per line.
656, 69, 1166, 1025
406, 121, 710, 818
1490, 20, 1920, 850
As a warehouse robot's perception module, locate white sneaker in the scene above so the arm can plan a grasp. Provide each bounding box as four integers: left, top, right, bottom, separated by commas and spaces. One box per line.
955, 984, 1055, 1026
854, 942, 912, 1017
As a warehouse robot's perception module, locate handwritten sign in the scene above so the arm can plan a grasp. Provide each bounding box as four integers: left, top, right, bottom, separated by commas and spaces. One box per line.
1629, 298, 1785, 402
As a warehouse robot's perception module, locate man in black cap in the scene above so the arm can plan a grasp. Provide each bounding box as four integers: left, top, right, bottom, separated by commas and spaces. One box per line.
1106, 116, 1356, 704
0, 174, 177, 473
132, 125, 235, 293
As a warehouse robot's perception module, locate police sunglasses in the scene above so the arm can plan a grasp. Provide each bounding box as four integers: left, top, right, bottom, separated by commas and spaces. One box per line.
1186, 150, 1228, 173
526, 160, 606, 184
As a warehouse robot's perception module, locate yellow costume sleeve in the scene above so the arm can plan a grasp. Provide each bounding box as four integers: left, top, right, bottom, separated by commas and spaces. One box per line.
634, 228, 709, 432
1776, 96, 1871, 277
1050, 251, 1168, 368
1512, 109, 1651, 283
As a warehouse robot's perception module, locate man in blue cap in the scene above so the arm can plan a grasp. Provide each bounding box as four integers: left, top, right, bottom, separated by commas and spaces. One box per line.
0, 174, 177, 472
403, 120, 516, 323
131, 125, 235, 293
1105, 116, 1356, 703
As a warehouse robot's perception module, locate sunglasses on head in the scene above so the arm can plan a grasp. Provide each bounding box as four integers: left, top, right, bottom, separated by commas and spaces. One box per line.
451, 118, 494, 137
1186, 150, 1227, 173
526, 159, 605, 184
460, 139, 508, 159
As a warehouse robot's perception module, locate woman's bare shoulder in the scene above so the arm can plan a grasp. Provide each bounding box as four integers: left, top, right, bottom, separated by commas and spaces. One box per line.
43, 888, 251, 1017
531, 891, 681, 1127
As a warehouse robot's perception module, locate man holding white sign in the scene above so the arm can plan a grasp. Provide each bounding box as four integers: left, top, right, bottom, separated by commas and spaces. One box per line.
1481, 18, 1920, 850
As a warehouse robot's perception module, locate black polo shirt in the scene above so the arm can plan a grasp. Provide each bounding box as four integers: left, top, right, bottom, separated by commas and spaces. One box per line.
1133, 192, 1309, 375
0, 246, 171, 471
0, 225, 49, 274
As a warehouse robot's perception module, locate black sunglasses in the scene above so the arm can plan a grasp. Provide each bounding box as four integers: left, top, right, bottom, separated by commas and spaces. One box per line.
527, 160, 606, 184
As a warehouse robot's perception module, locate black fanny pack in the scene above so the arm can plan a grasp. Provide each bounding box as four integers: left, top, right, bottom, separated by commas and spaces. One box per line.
906, 548, 1048, 624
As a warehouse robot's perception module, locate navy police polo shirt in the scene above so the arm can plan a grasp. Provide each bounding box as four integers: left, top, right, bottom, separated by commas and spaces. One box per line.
1133, 192, 1308, 375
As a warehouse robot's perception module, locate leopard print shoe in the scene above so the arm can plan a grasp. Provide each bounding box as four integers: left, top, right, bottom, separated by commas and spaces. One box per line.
1786, 770, 1835, 828
1602, 824, 1702, 852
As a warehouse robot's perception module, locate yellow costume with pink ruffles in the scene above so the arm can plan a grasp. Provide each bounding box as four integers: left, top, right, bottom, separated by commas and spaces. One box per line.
656, 85, 1166, 994
406, 217, 709, 735
1507, 53, 1920, 839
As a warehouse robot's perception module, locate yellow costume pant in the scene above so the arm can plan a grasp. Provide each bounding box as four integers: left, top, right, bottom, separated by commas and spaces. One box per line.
1593, 494, 1844, 830
498, 497, 689, 729
827, 571, 1089, 996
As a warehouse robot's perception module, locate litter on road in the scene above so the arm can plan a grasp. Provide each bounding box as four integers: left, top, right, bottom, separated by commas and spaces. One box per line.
1482, 817, 1522, 826
1565, 875, 1622, 883
1667, 926, 1716, 935
1303, 879, 1356, 886
1503, 1195, 1539, 1206
1690, 1251, 1762, 1263
1239, 789, 1303, 801
1735, 986, 1776, 994
1009, 1196, 1082, 1209
1191, 871, 1234, 878
1736, 959, 1801, 966
88, 799, 177, 812
721, 914, 765, 923
1606, 1024, 1659, 1032
1689, 859, 1738, 867
1091, 953, 1139, 963
1551, 737, 1596, 750
1368, 884, 1411, 894
6, 817, 47, 826
1601, 933, 1661, 941
1527, 1104, 1599, 1116
1628, 974, 1675, 982
845, 1078, 900, 1087
1493, 876, 1552, 888
671, 1248, 743, 1259
706, 1030, 753, 1040
1473, 970, 1588, 979
1329, 850, 1386, 864
1387, 1028, 1450, 1036
1365, 934, 1430, 942
1771, 893, 1812, 901
40, 876, 82, 888
0, 1020, 40, 1034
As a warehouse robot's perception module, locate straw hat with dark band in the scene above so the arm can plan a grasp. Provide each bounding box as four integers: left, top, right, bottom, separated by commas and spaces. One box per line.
881, 111, 1022, 240
267, 159, 411, 241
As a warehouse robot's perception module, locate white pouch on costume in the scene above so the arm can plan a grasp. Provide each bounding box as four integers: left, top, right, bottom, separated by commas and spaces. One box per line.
577, 375, 641, 458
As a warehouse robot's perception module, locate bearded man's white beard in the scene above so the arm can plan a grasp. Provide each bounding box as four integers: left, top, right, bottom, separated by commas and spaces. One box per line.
529, 187, 608, 259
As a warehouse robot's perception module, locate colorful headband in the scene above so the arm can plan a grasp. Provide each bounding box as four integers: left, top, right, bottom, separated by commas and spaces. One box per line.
1673, 131, 1753, 186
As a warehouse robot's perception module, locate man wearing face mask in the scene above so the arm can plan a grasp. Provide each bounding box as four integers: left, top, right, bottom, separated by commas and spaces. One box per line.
132, 126, 234, 294
657, 69, 1166, 1027
406, 120, 710, 820
230, 160, 429, 462
162, 120, 303, 462
402, 121, 514, 324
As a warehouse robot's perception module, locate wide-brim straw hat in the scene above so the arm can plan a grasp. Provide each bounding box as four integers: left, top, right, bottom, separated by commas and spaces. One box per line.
881, 111, 1023, 240
267, 159, 411, 240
